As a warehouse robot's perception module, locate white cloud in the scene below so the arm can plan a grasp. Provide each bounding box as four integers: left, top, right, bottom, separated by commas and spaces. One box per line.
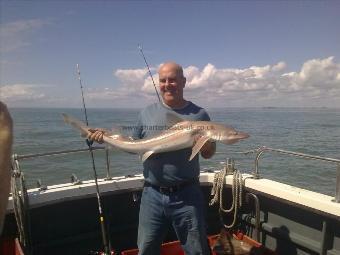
86, 87, 130, 100
114, 68, 148, 89
0, 19, 50, 52
113, 67, 160, 95
0, 84, 46, 100
5, 57, 338, 108
284, 57, 340, 93
83, 56, 340, 107
0, 83, 84, 107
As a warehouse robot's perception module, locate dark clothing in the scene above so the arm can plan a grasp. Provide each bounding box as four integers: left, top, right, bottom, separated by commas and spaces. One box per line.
132, 101, 210, 186
134, 101, 211, 255
138, 184, 210, 255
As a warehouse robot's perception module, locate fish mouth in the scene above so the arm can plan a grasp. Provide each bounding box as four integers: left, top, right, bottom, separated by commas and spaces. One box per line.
236, 131, 250, 139
222, 132, 250, 145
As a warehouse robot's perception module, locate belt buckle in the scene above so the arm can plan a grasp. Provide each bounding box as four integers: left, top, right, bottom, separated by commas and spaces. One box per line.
159, 186, 167, 194
169, 186, 175, 193
159, 186, 176, 194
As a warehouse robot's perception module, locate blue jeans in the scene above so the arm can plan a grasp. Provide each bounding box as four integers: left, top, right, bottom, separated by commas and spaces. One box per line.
137, 184, 210, 255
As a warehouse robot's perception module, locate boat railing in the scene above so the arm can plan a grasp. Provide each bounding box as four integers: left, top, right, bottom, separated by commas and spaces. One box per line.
11, 145, 340, 203
11, 146, 113, 252
12, 146, 113, 181
13, 146, 105, 160
244, 146, 340, 203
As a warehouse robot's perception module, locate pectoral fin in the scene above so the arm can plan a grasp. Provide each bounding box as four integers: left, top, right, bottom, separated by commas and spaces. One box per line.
189, 136, 210, 161
141, 151, 154, 162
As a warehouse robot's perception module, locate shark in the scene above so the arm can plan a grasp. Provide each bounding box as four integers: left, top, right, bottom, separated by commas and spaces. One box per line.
62, 113, 249, 162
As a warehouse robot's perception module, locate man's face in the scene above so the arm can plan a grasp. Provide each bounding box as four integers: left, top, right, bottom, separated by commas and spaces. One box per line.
158, 66, 186, 106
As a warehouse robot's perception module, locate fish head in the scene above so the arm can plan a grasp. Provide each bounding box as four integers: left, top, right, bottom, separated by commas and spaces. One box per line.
207, 123, 249, 144
220, 130, 250, 144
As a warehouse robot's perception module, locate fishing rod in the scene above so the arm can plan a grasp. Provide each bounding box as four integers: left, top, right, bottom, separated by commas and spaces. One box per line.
138, 44, 161, 102
76, 64, 111, 255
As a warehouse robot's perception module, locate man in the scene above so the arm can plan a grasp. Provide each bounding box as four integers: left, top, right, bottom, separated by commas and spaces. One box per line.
89, 62, 215, 255
0, 101, 13, 234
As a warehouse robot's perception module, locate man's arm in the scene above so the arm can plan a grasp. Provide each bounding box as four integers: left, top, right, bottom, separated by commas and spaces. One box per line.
0, 101, 13, 233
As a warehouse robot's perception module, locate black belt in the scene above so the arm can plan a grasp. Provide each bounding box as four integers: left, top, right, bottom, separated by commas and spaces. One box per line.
144, 179, 199, 194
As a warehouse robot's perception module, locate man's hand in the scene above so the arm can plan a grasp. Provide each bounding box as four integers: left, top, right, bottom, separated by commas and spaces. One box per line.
200, 140, 216, 159
193, 134, 216, 159
87, 128, 106, 144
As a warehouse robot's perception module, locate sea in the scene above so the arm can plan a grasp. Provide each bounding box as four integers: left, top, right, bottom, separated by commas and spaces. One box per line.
8, 107, 340, 197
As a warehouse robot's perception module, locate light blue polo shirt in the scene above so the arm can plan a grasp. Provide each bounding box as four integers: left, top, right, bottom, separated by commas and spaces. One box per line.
132, 101, 210, 186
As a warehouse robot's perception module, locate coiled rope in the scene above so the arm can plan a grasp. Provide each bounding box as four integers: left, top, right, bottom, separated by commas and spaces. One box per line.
209, 163, 243, 228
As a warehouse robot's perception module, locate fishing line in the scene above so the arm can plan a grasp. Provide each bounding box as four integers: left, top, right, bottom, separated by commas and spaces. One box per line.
76, 64, 111, 255
138, 44, 161, 102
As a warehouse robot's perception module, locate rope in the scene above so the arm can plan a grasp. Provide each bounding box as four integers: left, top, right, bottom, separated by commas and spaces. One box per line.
11, 157, 31, 253
209, 165, 243, 229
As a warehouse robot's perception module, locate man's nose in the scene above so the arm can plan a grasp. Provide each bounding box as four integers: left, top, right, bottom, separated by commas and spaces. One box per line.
164, 79, 174, 87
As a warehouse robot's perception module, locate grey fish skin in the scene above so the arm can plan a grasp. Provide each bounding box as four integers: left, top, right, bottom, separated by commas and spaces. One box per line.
62, 113, 249, 162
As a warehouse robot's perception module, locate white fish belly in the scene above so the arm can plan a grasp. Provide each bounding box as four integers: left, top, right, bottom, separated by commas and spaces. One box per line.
152, 133, 194, 153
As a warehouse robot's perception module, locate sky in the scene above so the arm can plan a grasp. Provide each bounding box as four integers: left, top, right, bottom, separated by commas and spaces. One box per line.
0, 1, 340, 108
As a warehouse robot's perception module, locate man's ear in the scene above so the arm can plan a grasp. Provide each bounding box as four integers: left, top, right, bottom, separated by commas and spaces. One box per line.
183, 77, 186, 88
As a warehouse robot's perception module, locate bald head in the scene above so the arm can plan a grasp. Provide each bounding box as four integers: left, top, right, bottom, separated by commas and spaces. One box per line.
158, 61, 187, 108
158, 62, 185, 79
